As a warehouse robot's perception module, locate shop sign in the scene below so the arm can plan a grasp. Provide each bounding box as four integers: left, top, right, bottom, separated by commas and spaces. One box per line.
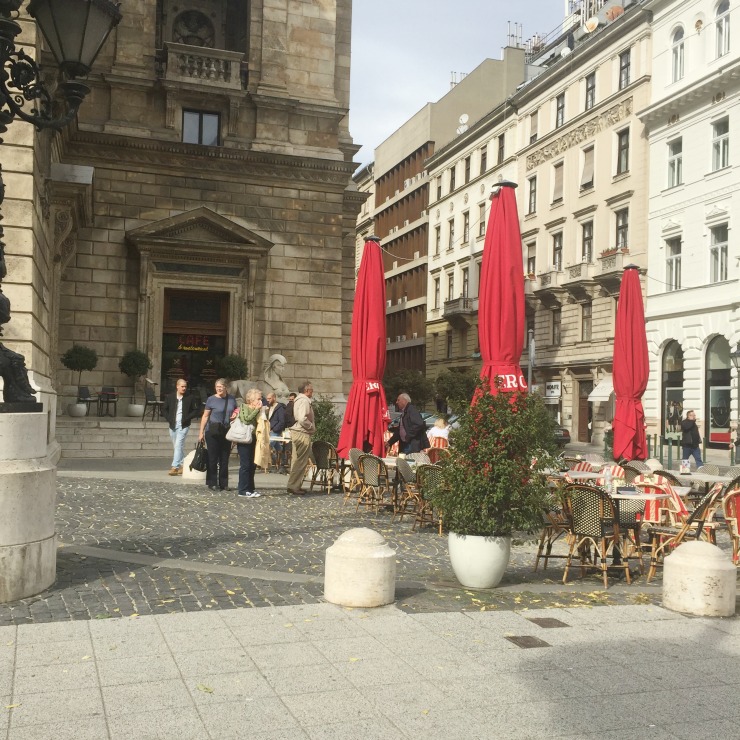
177, 334, 210, 352
545, 381, 562, 398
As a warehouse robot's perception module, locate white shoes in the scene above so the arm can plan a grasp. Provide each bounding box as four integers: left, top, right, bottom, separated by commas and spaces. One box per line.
238, 491, 261, 498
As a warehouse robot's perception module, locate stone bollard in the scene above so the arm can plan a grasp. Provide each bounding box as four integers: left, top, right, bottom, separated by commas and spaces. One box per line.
663, 541, 736, 617
324, 528, 396, 608
181, 449, 207, 483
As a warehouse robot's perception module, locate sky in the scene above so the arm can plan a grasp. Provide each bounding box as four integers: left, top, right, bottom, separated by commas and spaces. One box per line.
349, 1, 568, 167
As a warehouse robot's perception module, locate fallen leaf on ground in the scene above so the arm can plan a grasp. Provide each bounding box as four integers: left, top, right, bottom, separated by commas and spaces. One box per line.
196, 684, 214, 693
5, 703, 21, 709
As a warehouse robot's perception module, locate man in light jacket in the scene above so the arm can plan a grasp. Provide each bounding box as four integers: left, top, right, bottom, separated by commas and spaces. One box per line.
287, 381, 315, 494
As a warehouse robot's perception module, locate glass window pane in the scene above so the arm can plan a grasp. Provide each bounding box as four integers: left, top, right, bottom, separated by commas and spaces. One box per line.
183, 111, 200, 144
202, 114, 220, 146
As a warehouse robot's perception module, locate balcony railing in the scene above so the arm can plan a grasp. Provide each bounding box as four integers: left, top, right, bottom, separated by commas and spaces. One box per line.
164, 42, 245, 90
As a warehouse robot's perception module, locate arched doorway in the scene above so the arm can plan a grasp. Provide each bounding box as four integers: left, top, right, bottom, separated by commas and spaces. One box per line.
706, 335, 731, 447
662, 341, 683, 440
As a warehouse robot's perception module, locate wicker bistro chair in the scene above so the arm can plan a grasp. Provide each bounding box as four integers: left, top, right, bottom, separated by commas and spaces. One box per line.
356, 454, 391, 514
76, 386, 96, 416
308, 441, 340, 494
697, 464, 721, 476
413, 464, 443, 534
393, 458, 422, 523
407, 451, 432, 466
722, 487, 740, 565
646, 484, 725, 582
534, 492, 572, 572
426, 435, 449, 464
142, 384, 164, 420
654, 469, 682, 486
98, 386, 118, 417
342, 448, 364, 503
562, 484, 633, 588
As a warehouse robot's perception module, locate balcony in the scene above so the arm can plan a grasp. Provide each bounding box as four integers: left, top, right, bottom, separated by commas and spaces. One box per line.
443, 296, 475, 328
595, 249, 632, 293
533, 266, 567, 308
163, 42, 246, 91
561, 261, 599, 302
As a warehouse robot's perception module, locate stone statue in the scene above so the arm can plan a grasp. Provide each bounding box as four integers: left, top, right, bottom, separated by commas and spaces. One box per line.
229, 353, 290, 402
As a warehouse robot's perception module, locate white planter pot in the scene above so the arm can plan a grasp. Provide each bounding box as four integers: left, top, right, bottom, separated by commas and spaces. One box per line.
127, 403, 145, 417
67, 403, 88, 418
448, 532, 512, 589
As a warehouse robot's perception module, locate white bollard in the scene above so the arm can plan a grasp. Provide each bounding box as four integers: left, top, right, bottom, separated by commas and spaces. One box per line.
324, 528, 396, 608
662, 540, 736, 617
181, 449, 207, 483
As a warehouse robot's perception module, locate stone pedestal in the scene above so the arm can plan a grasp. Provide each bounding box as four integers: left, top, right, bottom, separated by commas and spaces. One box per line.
0, 412, 57, 603
182, 449, 207, 482
324, 528, 396, 608
663, 541, 736, 617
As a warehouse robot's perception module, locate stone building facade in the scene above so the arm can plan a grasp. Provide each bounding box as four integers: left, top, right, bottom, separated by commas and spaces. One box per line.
2, 0, 360, 427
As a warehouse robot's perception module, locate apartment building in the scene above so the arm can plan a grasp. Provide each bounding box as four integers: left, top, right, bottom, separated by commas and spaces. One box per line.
640, 0, 740, 449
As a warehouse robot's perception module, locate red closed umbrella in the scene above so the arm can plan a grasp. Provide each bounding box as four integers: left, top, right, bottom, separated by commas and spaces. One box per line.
337, 237, 389, 458
612, 265, 649, 461
478, 182, 527, 393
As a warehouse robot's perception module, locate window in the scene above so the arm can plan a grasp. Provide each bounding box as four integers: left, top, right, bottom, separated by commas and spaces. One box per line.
552, 162, 564, 203
672, 28, 684, 82
527, 175, 537, 214
462, 267, 469, 298
434, 225, 441, 255
447, 272, 455, 300
497, 133, 505, 164
446, 331, 453, 359
619, 49, 631, 89
555, 93, 565, 128
667, 138, 683, 187
582, 303, 592, 342
433, 277, 440, 308
530, 111, 538, 144
552, 232, 563, 271
666, 237, 682, 291
710, 224, 728, 282
526, 243, 536, 275
585, 72, 596, 110
716, 0, 730, 58
447, 219, 455, 250
449, 166, 456, 192
462, 211, 470, 243
617, 128, 630, 174
183, 110, 220, 146
436, 177, 442, 200
580, 146, 594, 190
478, 203, 486, 236
552, 309, 562, 346
712, 117, 729, 171
480, 145, 488, 174
615, 208, 629, 249
464, 156, 471, 184
582, 221, 593, 263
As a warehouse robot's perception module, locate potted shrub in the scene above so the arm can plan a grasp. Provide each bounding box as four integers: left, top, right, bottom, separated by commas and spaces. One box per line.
118, 349, 152, 416
428, 378, 558, 588
60, 344, 98, 417
216, 353, 248, 382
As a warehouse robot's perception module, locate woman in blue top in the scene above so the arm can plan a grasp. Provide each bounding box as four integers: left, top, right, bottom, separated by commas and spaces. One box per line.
198, 378, 237, 491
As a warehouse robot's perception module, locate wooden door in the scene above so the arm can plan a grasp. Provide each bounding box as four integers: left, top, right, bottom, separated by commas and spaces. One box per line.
578, 380, 594, 443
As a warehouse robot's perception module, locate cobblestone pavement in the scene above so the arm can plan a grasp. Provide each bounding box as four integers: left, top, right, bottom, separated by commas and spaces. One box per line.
8, 472, 735, 626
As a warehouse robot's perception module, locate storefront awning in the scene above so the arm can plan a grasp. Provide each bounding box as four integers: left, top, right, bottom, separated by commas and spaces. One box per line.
588, 377, 614, 402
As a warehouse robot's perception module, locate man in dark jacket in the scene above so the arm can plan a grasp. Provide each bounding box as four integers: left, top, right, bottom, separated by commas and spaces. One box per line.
163, 378, 201, 475
680, 409, 703, 468
386, 393, 430, 454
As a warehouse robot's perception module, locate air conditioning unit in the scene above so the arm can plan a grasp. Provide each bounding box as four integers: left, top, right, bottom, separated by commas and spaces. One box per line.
412, 332, 418, 339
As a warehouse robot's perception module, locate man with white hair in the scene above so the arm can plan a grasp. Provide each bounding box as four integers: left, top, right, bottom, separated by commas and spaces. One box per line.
286, 381, 315, 494
386, 393, 429, 454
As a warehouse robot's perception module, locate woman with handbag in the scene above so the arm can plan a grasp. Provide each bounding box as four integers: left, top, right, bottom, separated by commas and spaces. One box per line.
231, 387, 270, 498
199, 378, 237, 491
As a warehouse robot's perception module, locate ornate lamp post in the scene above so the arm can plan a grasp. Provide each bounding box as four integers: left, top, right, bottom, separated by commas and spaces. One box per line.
0, 0, 121, 404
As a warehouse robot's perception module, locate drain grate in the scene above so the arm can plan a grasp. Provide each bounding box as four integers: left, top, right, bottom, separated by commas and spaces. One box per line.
504, 635, 552, 649
526, 617, 570, 629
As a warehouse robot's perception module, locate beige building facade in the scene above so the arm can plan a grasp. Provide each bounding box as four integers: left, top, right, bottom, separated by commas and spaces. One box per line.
2, 0, 360, 430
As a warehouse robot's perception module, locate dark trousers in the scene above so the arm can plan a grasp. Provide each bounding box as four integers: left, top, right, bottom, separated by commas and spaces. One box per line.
206, 433, 231, 489
237, 441, 257, 494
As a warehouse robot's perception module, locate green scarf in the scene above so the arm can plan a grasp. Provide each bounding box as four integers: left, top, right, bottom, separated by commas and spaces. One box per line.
238, 404, 261, 425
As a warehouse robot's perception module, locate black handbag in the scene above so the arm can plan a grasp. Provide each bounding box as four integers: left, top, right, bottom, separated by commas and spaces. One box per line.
209, 396, 230, 437
190, 440, 208, 472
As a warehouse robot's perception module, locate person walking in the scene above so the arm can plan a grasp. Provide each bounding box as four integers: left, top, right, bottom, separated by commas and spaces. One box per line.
199, 378, 237, 491
286, 381, 315, 495
233, 387, 270, 498
163, 378, 200, 475
386, 393, 430, 454
680, 409, 703, 468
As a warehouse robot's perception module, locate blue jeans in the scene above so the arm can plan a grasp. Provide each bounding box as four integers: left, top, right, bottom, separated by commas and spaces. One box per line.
682, 446, 703, 468
169, 426, 189, 468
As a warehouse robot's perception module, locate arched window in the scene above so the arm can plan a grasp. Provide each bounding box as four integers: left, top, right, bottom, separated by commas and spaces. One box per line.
671, 27, 684, 81
662, 341, 684, 439
173, 10, 215, 48
706, 335, 731, 445
716, 0, 730, 58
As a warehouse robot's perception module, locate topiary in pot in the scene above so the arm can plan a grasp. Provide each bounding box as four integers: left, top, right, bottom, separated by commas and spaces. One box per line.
313, 394, 341, 446
427, 377, 559, 588
118, 349, 152, 404
61, 344, 98, 387
215, 354, 248, 382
